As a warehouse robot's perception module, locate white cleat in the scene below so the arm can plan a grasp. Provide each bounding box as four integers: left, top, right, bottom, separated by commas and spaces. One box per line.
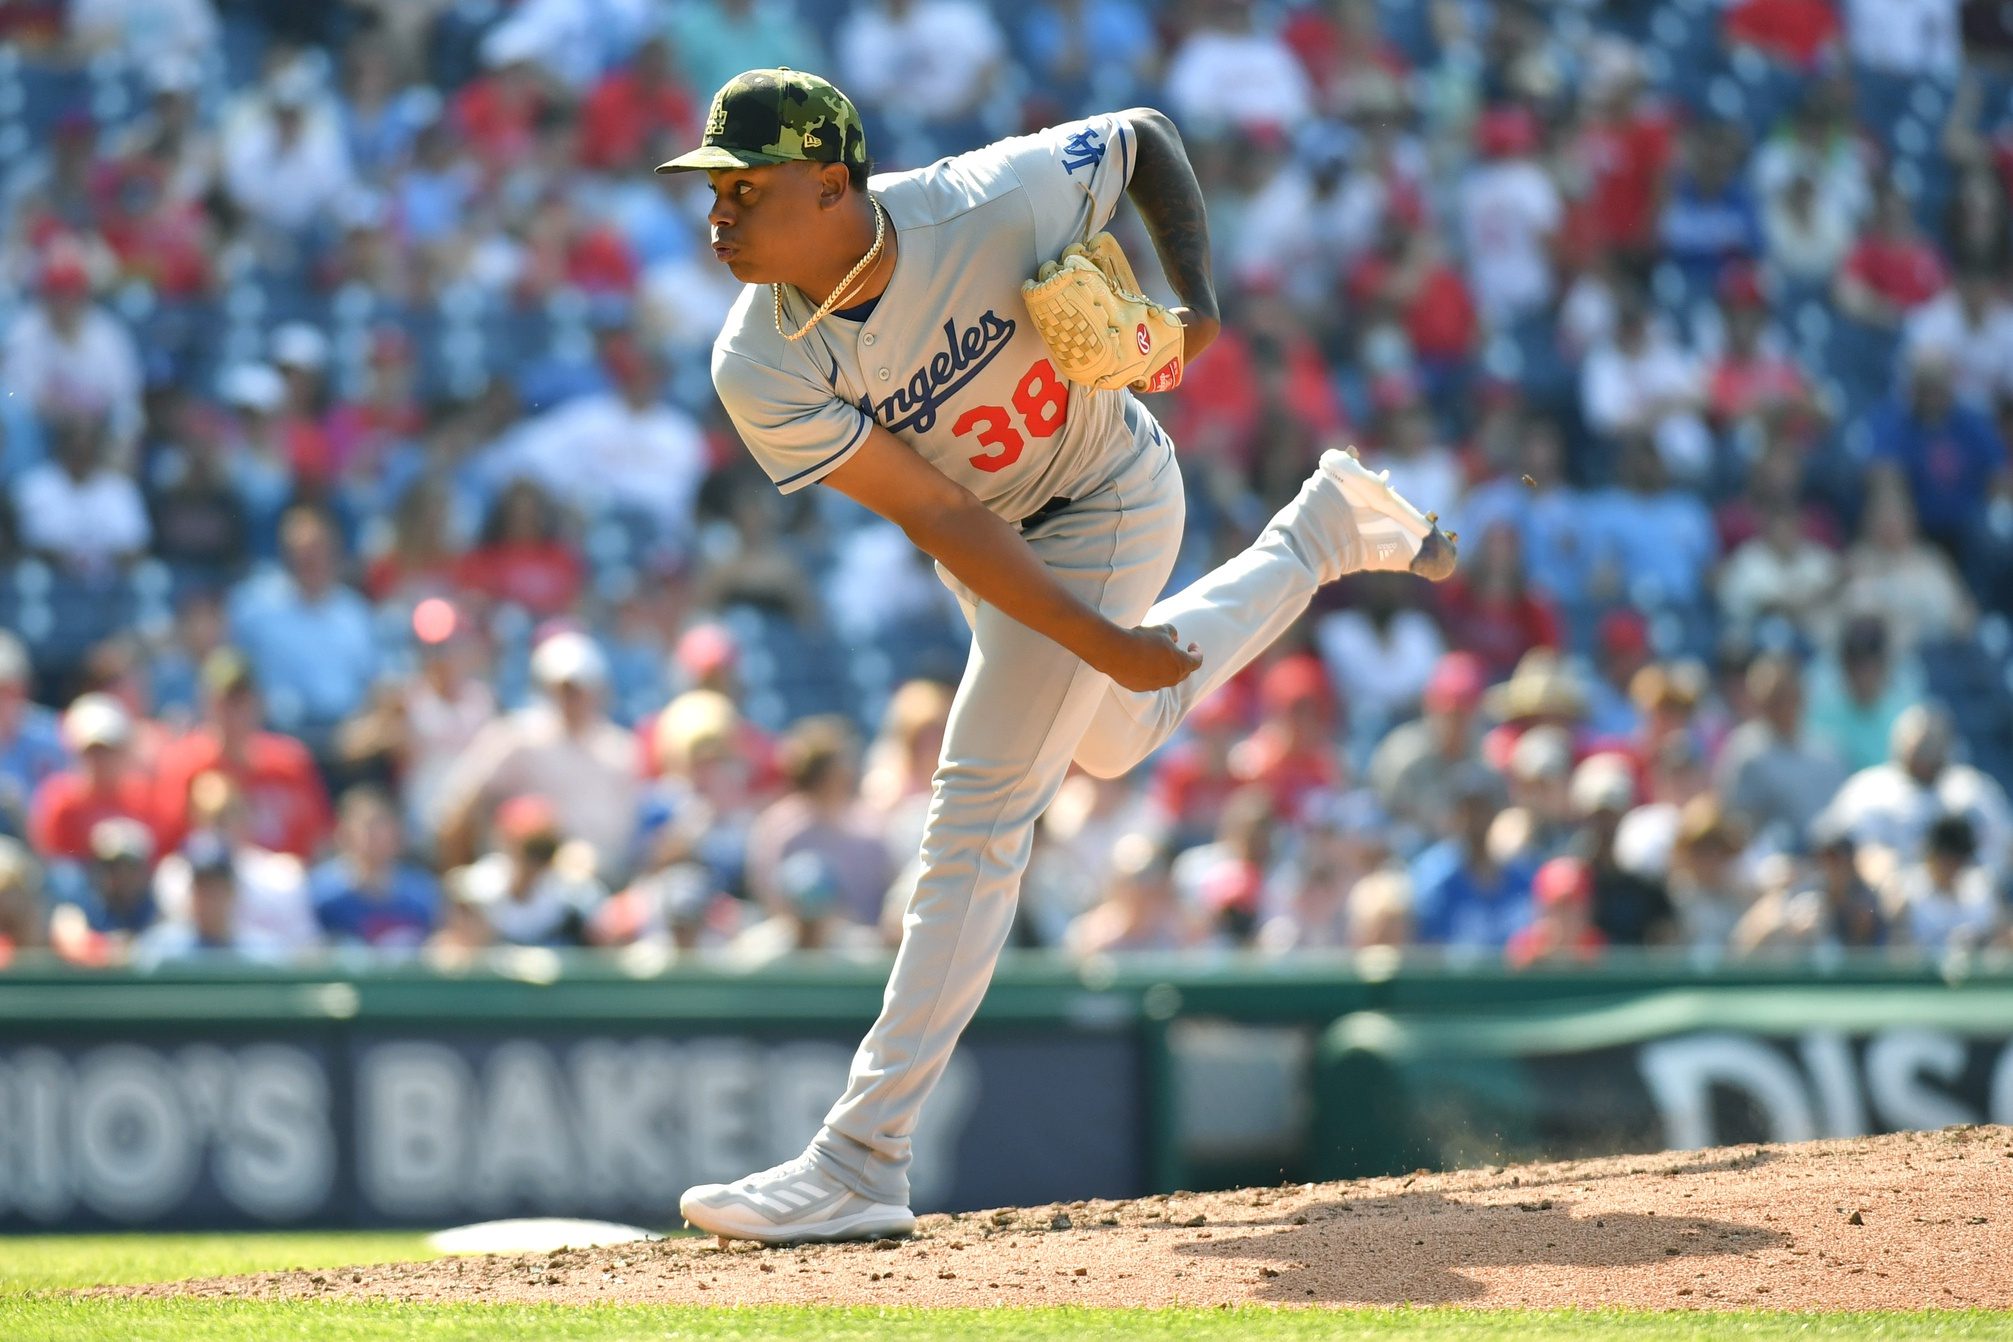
1267, 447, 1458, 583
679, 1156, 916, 1245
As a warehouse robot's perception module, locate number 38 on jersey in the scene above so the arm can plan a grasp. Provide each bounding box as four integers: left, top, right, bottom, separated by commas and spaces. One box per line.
953, 358, 1069, 473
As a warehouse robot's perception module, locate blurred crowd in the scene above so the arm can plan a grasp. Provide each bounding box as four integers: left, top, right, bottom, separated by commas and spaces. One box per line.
0, 0, 2011, 972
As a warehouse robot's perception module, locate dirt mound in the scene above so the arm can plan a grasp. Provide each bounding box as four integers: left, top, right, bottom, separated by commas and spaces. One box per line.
105, 1127, 2013, 1310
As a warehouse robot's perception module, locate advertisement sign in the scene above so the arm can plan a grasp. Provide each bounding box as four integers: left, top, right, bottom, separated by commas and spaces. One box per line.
1318, 989, 2013, 1177
0, 1029, 1142, 1230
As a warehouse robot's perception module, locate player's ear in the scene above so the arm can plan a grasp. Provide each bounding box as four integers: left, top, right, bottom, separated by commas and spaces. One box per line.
815, 161, 851, 208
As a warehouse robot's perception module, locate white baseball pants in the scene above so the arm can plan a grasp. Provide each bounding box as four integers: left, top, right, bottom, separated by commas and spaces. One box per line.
811, 413, 1338, 1206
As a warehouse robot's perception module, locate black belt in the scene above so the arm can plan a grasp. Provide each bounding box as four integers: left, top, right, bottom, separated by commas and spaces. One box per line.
1018, 495, 1072, 531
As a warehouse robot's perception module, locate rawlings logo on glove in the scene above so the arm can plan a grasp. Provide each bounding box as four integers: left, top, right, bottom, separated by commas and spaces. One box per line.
1022, 233, 1184, 394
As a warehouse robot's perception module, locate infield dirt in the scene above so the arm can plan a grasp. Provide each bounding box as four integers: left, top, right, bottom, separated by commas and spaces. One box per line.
104, 1126, 2013, 1310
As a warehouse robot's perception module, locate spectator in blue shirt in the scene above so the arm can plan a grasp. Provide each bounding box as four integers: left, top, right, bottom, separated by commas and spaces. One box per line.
1454, 415, 1592, 609
310, 786, 440, 950
227, 506, 378, 751
663, 0, 827, 104
1582, 437, 1719, 612
1017, 0, 1158, 114
1863, 345, 2011, 553
46, 816, 158, 964
1660, 121, 1762, 289
0, 633, 69, 839
1409, 764, 1537, 951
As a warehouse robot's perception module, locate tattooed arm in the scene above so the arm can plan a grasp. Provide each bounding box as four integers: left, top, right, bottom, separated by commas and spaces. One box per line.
1119, 107, 1221, 363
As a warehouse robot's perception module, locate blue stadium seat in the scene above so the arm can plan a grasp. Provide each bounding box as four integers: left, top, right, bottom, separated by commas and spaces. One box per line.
1706, 77, 1749, 126
1376, 0, 1441, 67
29, 571, 137, 675
1852, 69, 1923, 138
16, 62, 87, 136
1920, 632, 2013, 790
1824, 319, 1900, 419
1732, 50, 1807, 140
723, 607, 865, 731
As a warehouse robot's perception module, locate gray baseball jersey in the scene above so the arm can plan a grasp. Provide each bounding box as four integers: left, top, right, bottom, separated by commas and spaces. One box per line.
697, 113, 1408, 1214
711, 112, 1143, 519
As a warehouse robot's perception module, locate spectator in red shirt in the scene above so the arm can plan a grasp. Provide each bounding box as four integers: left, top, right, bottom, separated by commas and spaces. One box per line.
363, 480, 464, 606
0, 1, 63, 46
1350, 228, 1480, 380
1715, 433, 1844, 554
1705, 268, 1821, 433
577, 36, 697, 174
270, 322, 339, 489
452, 43, 551, 174
1507, 856, 1609, 967
1228, 655, 1345, 821
457, 479, 585, 619
98, 159, 213, 299
1723, 0, 1842, 69
153, 650, 334, 861
1568, 38, 1676, 261
1837, 182, 1950, 329
1162, 312, 1347, 480
28, 695, 159, 862
1150, 686, 1253, 851
73, 634, 176, 769
324, 327, 426, 484
1282, 0, 1412, 118
517, 192, 640, 299
1435, 523, 1563, 682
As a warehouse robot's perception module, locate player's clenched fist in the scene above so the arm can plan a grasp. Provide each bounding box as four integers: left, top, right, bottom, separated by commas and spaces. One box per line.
1094, 623, 1203, 691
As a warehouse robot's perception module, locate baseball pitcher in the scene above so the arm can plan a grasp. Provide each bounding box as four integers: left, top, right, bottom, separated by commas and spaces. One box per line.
659, 69, 1455, 1242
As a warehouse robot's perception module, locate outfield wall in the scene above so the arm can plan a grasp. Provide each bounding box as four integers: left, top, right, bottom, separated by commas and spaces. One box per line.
0, 953, 2009, 1230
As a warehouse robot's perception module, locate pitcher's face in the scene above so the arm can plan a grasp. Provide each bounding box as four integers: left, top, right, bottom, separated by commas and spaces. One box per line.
705, 162, 832, 284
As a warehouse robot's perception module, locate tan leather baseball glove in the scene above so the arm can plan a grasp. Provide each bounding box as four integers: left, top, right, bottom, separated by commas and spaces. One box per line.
1021, 232, 1185, 394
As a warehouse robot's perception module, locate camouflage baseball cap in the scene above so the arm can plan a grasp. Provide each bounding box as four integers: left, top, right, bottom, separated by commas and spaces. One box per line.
655, 68, 868, 175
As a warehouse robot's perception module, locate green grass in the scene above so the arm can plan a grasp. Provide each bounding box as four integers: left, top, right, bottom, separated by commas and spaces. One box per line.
4, 1301, 2011, 1341
3, 1233, 2010, 1341
0, 1230, 438, 1294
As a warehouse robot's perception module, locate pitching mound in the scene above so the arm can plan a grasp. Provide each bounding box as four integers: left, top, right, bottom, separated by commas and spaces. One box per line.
104, 1127, 2012, 1310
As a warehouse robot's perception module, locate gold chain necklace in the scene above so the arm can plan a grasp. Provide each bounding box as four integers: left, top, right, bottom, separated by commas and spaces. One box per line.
773, 196, 886, 343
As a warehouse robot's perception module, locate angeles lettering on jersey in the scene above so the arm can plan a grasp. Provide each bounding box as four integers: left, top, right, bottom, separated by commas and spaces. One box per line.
862, 311, 1018, 434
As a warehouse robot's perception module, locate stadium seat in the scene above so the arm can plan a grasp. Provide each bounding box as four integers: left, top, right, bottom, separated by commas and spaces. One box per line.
1376, 0, 1441, 67
17, 62, 87, 136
